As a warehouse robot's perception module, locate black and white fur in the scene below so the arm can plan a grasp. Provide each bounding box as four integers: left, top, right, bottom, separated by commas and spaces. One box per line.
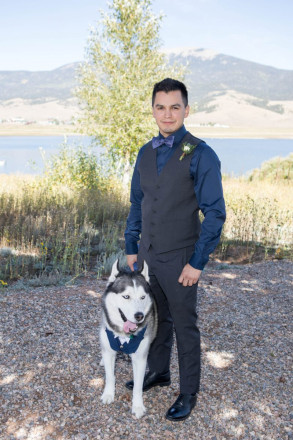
100, 260, 157, 418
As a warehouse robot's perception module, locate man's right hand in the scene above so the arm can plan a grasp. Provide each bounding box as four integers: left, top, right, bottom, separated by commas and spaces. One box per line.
127, 254, 138, 271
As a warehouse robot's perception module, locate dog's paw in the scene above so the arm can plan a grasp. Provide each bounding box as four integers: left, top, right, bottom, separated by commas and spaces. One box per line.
132, 404, 146, 419
101, 391, 114, 404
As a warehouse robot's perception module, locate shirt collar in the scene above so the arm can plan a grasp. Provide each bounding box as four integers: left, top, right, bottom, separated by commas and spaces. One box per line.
158, 125, 187, 147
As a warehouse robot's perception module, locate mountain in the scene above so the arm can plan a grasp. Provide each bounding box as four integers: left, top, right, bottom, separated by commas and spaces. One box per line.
1, 51, 293, 103
0, 49, 293, 129
0, 63, 79, 101
168, 48, 293, 103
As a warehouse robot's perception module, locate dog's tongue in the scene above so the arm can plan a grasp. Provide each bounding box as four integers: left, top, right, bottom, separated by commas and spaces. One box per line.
123, 320, 138, 334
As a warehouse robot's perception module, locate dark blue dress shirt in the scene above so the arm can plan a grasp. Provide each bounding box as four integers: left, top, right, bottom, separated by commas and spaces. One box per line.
124, 125, 226, 270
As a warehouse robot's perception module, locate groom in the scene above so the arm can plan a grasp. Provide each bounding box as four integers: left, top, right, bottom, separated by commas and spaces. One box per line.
124, 78, 226, 421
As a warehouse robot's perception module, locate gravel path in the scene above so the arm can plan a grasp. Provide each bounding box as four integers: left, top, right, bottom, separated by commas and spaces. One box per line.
1, 260, 292, 440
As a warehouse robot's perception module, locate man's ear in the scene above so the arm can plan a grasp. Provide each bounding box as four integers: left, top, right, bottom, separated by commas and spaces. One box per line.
184, 104, 190, 118
107, 259, 120, 284
140, 260, 150, 283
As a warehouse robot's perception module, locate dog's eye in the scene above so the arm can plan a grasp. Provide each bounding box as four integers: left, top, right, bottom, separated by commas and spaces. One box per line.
141, 296, 145, 300
122, 295, 130, 299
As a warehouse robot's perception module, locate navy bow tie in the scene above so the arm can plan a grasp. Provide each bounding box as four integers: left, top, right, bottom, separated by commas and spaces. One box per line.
152, 135, 175, 149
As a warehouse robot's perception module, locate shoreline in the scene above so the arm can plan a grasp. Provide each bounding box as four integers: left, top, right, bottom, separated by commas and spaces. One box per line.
1, 124, 293, 139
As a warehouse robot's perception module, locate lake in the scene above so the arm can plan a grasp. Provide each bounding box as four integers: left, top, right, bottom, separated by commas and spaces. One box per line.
0, 136, 292, 176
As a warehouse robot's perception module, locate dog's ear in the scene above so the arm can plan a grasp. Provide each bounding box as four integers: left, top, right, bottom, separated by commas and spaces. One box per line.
140, 260, 150, 283
108, 259, 120, 283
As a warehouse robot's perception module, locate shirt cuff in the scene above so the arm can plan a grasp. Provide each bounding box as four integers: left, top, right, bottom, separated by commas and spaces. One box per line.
125, 235, 139, 255
188, 251, 209, 271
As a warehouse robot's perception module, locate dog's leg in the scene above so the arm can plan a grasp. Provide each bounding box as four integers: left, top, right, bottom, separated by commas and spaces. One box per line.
101, 349, 116, 404
131, 351, 147, 418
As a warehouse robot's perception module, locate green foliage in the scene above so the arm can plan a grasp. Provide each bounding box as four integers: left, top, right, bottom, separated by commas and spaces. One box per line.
75, 0, 185, 174
248, 153, 293, 181
43, 139, 126, 194
43, 140, 102, 190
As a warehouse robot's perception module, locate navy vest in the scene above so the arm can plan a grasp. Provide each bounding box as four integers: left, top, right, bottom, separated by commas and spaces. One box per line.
138, 132, 202, 253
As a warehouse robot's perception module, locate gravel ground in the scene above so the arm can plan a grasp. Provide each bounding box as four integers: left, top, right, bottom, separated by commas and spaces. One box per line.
0, 260, 292, 440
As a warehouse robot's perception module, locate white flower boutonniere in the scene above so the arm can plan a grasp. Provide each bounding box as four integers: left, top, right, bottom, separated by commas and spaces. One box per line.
179, 142, 197, 161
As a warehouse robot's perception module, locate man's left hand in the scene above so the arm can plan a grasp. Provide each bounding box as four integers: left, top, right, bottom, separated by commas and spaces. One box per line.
178, 264, 202, 287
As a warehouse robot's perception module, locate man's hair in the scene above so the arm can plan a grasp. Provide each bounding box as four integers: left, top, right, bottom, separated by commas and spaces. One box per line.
152, 78, 188, 107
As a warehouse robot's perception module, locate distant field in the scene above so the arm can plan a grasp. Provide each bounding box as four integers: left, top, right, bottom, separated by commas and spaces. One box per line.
1, 123, 293, 138
0, 124, 76, 136
187, 125, 293, 139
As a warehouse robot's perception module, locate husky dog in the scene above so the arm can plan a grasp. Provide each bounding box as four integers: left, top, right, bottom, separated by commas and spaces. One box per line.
100, 260, 157, 418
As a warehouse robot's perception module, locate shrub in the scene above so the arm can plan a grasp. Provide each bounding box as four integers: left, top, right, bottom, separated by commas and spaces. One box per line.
248, 153, 293, 181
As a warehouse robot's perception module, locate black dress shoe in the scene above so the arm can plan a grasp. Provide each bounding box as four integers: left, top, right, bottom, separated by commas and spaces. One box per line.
125, 370, 171, 392
165, 393, 197, 421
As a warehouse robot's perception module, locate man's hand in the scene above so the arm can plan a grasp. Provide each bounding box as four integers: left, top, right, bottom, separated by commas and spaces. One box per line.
178, 264, 201, 287
127, 254, 138, 271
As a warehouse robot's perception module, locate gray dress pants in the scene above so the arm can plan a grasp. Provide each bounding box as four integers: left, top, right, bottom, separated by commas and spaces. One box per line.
138, 242, 201, 395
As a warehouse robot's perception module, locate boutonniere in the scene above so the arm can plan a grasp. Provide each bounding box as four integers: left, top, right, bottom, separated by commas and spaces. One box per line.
179, 142, 197, 161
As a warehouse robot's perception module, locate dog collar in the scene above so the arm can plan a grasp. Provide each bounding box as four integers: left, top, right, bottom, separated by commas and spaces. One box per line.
105, 326, 147, 354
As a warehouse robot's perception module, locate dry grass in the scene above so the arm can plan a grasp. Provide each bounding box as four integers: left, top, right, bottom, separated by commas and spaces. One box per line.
0, 173, 292, 284
223, 177, 293, 207
218, 178, 293, 262
0, 174, 129, 282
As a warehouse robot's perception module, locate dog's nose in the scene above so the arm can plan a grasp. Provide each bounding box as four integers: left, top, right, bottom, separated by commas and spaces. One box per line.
134, 312, 144, 322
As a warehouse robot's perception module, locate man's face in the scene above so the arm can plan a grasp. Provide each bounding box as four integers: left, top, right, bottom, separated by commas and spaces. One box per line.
152, 90, 190, 137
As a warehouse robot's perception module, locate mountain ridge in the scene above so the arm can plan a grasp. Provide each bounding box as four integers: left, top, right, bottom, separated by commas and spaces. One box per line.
1, 48, 293, 102
1, 49, 292, 130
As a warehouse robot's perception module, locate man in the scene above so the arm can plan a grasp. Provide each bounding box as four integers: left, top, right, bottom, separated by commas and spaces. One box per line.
124, 78, 226, 421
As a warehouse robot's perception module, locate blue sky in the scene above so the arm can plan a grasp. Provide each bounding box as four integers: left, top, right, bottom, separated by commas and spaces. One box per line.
1, 0, 292, 71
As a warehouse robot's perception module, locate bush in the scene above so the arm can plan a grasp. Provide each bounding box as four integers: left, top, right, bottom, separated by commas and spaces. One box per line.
248, 153, 293, 182
44, 141, 103, 190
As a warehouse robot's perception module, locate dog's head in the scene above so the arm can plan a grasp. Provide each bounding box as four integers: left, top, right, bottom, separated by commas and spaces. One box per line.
102, 260, 153, 334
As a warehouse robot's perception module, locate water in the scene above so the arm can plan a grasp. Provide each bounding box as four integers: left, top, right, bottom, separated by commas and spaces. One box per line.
207, 138, 293, 176
0, 136, 93, 175
0, 136, 292, 176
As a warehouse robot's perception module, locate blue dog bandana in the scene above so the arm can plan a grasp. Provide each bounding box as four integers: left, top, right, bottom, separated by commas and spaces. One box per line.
105, 326, 147, 354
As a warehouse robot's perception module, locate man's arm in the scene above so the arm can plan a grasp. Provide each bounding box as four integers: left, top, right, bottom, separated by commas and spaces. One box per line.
124, 148, 145, 270
178, 144, 226, 285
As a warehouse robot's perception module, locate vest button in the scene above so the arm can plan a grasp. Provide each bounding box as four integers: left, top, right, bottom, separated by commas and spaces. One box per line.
152, 209, 157, 213
120, 345, 124, 349
156, 185, 160, 189
153, 198, 158, 201
150, 222, 155, 225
